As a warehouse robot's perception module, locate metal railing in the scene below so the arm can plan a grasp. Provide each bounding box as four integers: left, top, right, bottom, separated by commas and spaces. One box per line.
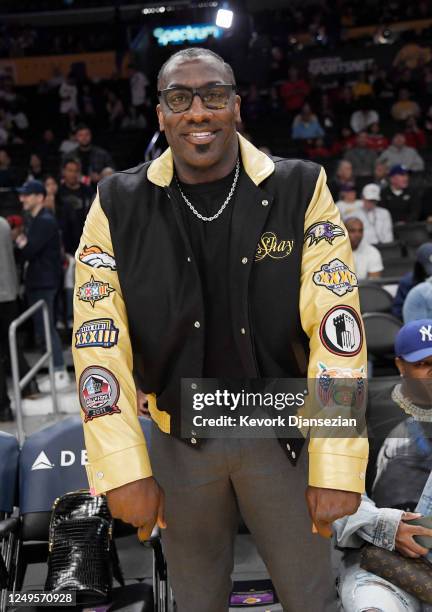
8, 300, 59, 445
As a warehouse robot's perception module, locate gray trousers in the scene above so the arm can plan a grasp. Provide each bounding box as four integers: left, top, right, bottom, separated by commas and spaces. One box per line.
149, 423, 337, 612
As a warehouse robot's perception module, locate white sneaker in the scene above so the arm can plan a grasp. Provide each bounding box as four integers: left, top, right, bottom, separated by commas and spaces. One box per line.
38, 370, 71, 392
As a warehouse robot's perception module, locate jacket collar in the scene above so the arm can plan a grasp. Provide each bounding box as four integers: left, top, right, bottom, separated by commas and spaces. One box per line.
147, 132, 275, 188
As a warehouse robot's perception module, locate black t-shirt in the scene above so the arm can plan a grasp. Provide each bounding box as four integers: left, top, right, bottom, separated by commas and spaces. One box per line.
176, 166, 245, 379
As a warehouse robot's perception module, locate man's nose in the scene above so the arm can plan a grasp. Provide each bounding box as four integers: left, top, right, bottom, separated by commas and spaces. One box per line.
184, 94, 213, 121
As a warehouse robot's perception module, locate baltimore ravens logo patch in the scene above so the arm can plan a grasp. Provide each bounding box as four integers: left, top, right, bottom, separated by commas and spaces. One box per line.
79, 245, 116, 270
304, 221, 345, 247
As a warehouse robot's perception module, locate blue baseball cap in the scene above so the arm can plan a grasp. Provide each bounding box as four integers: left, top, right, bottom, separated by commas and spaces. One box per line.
395, 319, 432, 362
389, 164, 408, 177
17, 180, 46, 196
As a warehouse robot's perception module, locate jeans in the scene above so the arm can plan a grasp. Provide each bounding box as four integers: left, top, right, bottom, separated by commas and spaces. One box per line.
27, 288, 64, 370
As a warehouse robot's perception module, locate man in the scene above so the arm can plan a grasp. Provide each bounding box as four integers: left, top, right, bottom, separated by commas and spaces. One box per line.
57, 158, 93, 253
344, 131, 377, 177
345, 217, 383, 280
128, 64, 150, 119
73, 48, 368, 611
357, 183, 393, 245
66, 124, 114, 185
0, 216, 39, 421
380, 164, 421, 223
350, 104, 379, 134
335, 183, 363, 218
378, 133, 425, 173
403, 270, 432, 322
15, 180, 69, 391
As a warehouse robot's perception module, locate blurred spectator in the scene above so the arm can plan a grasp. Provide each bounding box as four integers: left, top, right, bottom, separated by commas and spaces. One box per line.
366, 123, 389, 153
345, 216, 383, 279
372, 68, 394, 101
128, 64, 149, 120
403, 116, 426, 149
305, 137, 333, 159
280, 66, 310, 114
80, 83, 96, 125
57, 158, 92, 253
59, 130, 78, 156
424, 104, 432, 136
350, 103, 379, 134
392, 243, 432, 319
352, 72, 373, 99
328, 159, 356, 199
334, 86, 356, 125
393, 42, 432, 70
0, 148, 17, 187
358, 183, 394, 244
391, 88, 421, 122
403, 276, 432, 322
380, 165, 421, 223
43, 174, 58, 213
378, 133, 425, 172
344, 131, 377, 177
291, 103, 324, 140
0, 216, 39, 422
59, 74, 78, 129
335, 184, 362, 218
66, 124, 114, 185
14, 180, 69, 391
36, 128, 59, 160
26, 153, 44, 181
100, 166, 115, 179
373, 161, 389, 190
332, 127, 356, 155
106, 90, 125, 131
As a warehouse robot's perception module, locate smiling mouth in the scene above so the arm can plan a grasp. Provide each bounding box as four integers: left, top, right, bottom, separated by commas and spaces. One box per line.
182, 131, 217, 145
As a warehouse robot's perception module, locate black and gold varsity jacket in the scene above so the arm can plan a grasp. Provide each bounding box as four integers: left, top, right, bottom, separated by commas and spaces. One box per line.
72, 134, 369, 495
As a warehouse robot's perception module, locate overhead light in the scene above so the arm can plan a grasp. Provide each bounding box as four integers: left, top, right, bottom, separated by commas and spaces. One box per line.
215, 8, 233, 29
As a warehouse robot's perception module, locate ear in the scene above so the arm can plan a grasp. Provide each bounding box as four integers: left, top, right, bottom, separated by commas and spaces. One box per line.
156, 104, 165, 132
234, 94, 241, 123
395, 357, 405, 377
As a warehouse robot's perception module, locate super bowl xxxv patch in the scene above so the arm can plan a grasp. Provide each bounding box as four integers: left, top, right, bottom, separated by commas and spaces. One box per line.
79, 366, 121, 422
79, 245, 116, 270
77, 275, 114, 308
313, 258, 358, 296
304, 220, 345, 247
75, 318, 119, 349
319, 305, 363, 356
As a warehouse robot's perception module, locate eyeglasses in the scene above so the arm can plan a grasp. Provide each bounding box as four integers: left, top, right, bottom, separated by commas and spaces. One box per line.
158, 84, 236, 113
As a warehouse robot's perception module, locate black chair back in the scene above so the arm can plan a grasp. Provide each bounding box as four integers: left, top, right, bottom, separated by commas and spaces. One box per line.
359, 284, 393, 314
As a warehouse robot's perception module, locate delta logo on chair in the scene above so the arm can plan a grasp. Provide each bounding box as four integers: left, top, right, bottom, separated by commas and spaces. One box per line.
31, 449, 88, 471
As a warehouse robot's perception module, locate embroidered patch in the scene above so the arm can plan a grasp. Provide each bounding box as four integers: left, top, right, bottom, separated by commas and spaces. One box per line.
75, 318, 119, 349
319, 305, 363, 356
79, 245, 116, 270
316, 362, 365, 409
304, 220, 345, 247
255, 231, 295, 261
77, 275, 114, 307
79, 366, 121, 422
312, 258, 358, 296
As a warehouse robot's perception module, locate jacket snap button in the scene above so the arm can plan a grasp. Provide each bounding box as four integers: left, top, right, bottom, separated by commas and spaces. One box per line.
191, 437, 197, 444
359, 472, 365, 479
291, 451, 296, 459
194, 321, 200, 328
187, 256, 191, 262
96, 471, 104, 479
240, 328, 246, 335
286, 443, 291, 451
261, 199, 269, 206
241, 257, 248, 264
191, 383, 197, 389
191, 430, 197, 436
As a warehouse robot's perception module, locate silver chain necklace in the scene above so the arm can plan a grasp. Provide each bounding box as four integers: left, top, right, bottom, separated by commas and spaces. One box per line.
175, 159, 240, 222
392, 383, 432, 421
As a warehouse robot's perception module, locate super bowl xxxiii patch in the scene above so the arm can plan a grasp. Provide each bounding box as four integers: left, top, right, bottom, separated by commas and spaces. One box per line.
77, 275, 114, 307
313, 258, 358, 296
75, 318, 119, 349
79, 245, 117, 270
79, 366, 121, 422
319, 305, 363, 357
304, 220, 345, 247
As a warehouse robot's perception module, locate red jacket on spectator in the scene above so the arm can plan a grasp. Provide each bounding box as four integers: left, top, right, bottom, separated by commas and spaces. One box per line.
404, 129, 426, 149
366, 134, 389, 152
280, 79, 311, 112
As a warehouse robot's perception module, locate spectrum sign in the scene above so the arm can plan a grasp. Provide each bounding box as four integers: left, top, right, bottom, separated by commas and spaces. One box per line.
153, 24, 222, 46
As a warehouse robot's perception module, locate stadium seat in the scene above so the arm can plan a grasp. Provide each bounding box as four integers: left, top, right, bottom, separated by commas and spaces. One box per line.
394, 222, 430, 257
362, 313, 402, 376
375, 241, 403, 261
382, 257, 413, 278
0, 416, 165, 612
359, 283, 393, 314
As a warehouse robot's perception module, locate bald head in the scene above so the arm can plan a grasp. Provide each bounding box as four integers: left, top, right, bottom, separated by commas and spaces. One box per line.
157, 47, 235, 91
345, 217, 364, 250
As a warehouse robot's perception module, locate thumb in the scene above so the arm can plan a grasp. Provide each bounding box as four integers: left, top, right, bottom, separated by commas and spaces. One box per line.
402, 512, 423, 521
137, 524, 152, 543
157, 489, 166, 529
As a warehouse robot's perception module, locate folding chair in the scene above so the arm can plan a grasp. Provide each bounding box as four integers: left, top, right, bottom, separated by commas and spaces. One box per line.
362, 313, 402, 377
394, 222, 431, 257
1, 416, 167, 611
358, 283, 393, 314
0, 432, 19, 612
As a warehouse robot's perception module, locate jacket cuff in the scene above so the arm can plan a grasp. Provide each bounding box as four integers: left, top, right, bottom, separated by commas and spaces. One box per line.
309, 452, 367, 493
85, 443, 152, 495
374, 507, 404, 550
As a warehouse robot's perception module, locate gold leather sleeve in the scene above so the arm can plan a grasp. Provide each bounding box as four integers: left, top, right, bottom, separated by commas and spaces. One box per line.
72, 192, 152, 494
300, 167, 369, 493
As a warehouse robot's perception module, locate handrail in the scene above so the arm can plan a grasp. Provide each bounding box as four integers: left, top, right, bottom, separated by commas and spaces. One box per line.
8, 300, 59, 445
144, 130, 161, 162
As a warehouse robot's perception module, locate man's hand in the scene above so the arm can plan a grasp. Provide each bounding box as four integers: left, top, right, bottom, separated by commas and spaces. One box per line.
395, 512, 432, 558
106, 476, 166, 541
136, 389, 150, 417
306, 485, 361, 538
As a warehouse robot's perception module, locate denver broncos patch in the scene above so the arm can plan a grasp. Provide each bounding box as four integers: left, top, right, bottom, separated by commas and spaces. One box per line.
79, 245, 116, 270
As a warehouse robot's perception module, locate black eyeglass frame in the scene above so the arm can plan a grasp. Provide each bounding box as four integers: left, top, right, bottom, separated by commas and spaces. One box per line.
157, 83, 237, 112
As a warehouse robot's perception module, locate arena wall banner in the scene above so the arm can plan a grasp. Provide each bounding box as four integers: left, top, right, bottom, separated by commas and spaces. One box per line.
0, 51, 121, 86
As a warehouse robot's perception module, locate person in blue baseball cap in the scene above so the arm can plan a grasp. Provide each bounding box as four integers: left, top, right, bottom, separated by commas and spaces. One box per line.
16, 179, 47, 197
333, 319, 432, 611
